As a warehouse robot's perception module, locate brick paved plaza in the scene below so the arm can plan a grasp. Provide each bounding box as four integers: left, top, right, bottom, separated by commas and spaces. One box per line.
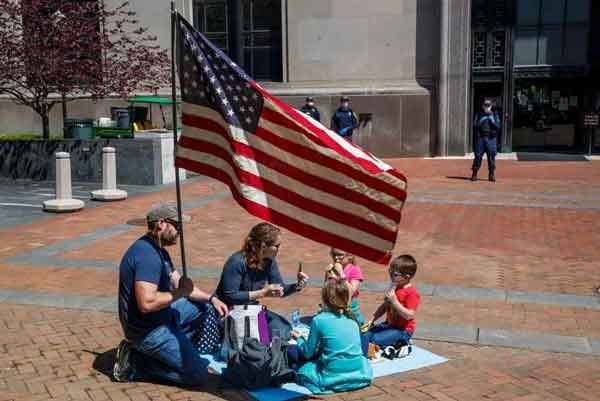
1, 158, 599, 401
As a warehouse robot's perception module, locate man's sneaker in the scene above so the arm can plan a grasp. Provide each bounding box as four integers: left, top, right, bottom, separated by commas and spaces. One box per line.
113, 339, 133, 382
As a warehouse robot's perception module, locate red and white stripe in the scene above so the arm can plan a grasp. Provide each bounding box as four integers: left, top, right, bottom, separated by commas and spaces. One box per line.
176, 82, 407, 264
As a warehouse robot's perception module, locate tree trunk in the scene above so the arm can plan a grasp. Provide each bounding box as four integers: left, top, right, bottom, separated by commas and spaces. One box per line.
38, 102, 56, 140
41, 109, 50, 140
62, 93, 68, 138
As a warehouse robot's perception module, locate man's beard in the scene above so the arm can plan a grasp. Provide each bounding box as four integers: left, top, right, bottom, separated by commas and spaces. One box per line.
160, 231, 178, 246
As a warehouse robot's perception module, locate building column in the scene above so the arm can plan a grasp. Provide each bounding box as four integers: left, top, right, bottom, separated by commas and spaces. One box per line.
281, 0, 289, 82
179, 0, 194, 21
229, 0, 244, 66
500, 0, 515, 153
438, 0, 472, 156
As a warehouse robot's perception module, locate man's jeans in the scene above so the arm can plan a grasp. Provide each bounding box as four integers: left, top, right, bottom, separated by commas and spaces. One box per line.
472, 136, 497, 172
361, 322, 412, 356
129, 299, 213, 386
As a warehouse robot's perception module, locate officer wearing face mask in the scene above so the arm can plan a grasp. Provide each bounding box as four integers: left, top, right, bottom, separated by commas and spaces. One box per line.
300, 96, 321, 122
331, 95, 359, 142
471, 99, 500, 182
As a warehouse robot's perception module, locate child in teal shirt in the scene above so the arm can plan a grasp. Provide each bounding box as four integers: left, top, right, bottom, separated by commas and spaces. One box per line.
289, 279, 373, 394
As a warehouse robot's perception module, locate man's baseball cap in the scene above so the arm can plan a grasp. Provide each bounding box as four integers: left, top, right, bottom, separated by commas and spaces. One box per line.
340, 95, 350, 102
305, 96, 314, 102
146, 203, 180, 223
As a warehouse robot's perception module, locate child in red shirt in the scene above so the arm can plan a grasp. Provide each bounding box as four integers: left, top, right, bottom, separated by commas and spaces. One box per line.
361, 255, 420, 356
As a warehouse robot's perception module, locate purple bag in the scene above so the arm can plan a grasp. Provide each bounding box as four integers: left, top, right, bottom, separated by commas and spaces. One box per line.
257, 307, 270, 346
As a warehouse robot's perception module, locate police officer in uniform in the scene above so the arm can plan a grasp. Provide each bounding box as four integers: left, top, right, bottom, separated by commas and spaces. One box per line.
331, 95, 358, 142
300, 96, 321, 122
471, 99, 500, 182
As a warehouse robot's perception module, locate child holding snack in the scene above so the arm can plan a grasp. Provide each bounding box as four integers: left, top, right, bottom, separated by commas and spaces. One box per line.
325, 248, 365, 325
361, 255, 420, 356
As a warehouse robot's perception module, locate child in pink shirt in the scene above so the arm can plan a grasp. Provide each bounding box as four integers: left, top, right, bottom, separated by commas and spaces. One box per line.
328, 248, 365, 325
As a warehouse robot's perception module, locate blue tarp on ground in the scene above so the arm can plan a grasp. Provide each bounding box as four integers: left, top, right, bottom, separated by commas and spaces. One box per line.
204, 345, 448, 401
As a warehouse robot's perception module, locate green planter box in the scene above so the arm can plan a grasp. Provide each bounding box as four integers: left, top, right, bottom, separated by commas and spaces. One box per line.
94, 127, 133, 139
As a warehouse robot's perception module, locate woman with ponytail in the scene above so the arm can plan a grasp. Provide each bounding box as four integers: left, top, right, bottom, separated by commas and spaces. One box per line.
215, 222, 309, 340
288, 279, 372, 394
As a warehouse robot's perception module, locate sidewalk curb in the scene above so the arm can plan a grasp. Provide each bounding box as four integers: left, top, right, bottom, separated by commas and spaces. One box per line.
425, 152, 600, 161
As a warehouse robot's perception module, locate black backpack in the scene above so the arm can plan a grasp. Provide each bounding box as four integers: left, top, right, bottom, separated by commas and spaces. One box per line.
221, 316, 295, 389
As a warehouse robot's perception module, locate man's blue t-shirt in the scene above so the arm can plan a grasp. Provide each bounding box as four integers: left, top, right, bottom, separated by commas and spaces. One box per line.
118, 235, 173, 341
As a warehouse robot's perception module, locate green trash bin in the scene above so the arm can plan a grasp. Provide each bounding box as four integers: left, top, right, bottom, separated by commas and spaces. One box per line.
64, 118, 95, 139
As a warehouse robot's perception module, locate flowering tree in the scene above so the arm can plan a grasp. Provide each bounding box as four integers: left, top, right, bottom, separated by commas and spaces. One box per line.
0, 0, 170, 138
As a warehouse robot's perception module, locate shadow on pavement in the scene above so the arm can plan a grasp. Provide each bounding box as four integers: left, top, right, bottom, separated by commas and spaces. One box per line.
445, 176, 473, 181
88, 348, 116, 379
88, 348, 262, 401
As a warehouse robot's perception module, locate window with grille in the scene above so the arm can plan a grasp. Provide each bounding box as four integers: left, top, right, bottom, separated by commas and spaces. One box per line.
471, 0, 507, 68
193, 0, 282, 81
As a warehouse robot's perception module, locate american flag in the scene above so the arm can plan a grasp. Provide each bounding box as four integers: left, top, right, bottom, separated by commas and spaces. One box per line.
175, 14, 407, 264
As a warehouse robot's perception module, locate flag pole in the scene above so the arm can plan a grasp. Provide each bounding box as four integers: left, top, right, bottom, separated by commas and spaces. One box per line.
170, 1, 188, 278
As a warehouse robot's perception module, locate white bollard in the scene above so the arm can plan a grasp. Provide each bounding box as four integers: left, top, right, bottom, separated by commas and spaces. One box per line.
43, 152, 85, 212
91, 147, 128, 201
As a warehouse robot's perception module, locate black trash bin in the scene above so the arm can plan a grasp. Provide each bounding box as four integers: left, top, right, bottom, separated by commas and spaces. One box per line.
64, 118, 94, 139
111, 107, 131, 129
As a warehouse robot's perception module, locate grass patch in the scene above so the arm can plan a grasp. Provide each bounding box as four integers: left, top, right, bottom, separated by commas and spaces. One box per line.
0, 132, 64, 141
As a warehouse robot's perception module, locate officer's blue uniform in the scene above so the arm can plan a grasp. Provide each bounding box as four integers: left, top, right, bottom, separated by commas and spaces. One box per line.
472, 112, 500, 178
300, 105, 321, 122
331, 107, 358, 141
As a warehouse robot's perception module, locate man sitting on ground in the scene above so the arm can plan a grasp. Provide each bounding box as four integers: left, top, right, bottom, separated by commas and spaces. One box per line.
113, 203, 228, 385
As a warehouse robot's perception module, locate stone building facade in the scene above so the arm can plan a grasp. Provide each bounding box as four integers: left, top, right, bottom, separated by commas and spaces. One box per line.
2, 1, 597, 156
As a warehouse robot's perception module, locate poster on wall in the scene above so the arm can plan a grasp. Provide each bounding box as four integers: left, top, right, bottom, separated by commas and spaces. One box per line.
559, 97, 569, 111
569, 96, 578, 107
552, 91, 561, 109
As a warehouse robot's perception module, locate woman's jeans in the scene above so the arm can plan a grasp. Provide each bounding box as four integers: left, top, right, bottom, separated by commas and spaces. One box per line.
361, 322, 412, 356
129, 299, 214, 386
